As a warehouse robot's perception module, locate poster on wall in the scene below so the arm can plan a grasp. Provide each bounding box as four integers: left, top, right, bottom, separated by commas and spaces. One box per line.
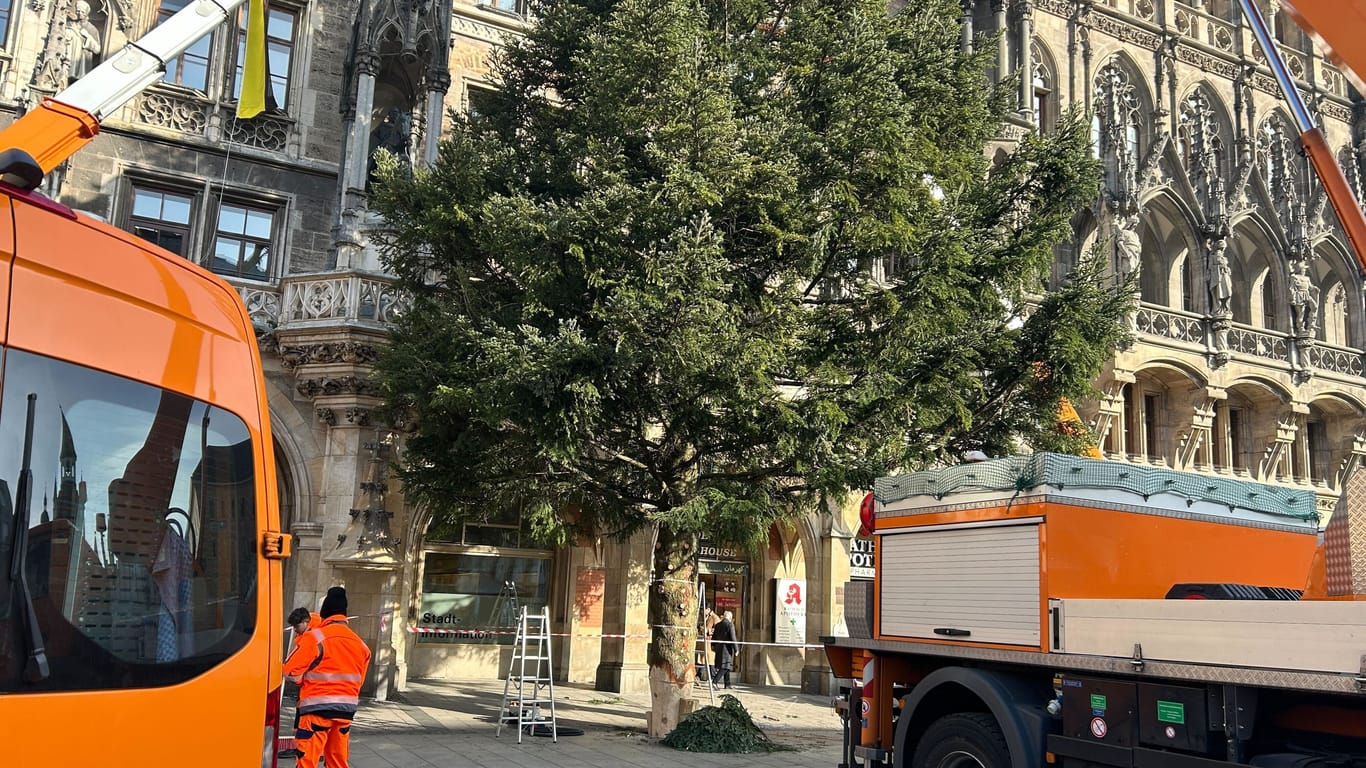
773, 578, 807, 645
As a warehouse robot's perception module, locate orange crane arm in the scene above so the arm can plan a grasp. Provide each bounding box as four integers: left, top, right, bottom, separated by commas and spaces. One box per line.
1237, 0, 1366, 273
0, 0, 245, 183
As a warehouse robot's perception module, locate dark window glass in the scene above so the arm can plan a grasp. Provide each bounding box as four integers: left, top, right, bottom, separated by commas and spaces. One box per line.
0, 348, 258, 692
211, 202, 274, 280
417, 554, 549, 644
130, 187, 193, 256
158, 0, 212, 91
0, 0, 12, 47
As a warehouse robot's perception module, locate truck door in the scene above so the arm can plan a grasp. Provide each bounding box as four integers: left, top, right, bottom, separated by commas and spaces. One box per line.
0, 189, 14, 343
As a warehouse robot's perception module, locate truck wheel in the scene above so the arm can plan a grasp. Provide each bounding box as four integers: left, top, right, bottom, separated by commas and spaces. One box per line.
910, 713, 1011, 768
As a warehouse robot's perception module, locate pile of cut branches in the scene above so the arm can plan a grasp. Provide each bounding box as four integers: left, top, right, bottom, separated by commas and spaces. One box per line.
661, 695, 787, 753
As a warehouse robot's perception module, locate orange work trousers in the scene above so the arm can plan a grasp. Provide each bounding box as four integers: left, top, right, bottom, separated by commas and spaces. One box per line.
295, 712, 353, 767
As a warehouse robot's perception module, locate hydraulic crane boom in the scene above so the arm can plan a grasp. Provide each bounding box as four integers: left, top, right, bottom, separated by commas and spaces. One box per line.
0, 0, 246, 185
1236, 0, 1366, 271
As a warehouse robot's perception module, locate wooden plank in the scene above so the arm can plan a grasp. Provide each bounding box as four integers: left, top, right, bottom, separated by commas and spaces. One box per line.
1058, 599, 1366, 675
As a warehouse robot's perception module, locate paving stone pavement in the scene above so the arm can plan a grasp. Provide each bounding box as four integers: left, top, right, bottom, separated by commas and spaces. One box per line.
282, 679, 848, 768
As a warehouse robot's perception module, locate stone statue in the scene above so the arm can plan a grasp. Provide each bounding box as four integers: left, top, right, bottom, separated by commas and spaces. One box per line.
65, 0, 100, 81
367, 108, 411, 186
1209, 239, 1233, 316
1115, 212, 1142, 277
1289, 260, 1318, 336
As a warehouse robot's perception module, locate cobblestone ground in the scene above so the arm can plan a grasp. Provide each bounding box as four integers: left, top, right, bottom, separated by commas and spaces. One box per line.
282, 679, 847, 768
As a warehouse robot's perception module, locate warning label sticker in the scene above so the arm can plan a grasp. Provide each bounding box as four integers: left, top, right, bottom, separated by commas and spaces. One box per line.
1090, 717, 1108, 739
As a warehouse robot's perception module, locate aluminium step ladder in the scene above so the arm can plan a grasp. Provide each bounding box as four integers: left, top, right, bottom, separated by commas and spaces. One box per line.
496, 606, 558, 743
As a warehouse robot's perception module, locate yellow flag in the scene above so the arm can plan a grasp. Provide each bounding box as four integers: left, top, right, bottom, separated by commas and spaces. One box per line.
237, 0, 267, 118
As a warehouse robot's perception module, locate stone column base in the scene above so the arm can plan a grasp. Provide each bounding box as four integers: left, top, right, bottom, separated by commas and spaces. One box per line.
595, 661, 651, 694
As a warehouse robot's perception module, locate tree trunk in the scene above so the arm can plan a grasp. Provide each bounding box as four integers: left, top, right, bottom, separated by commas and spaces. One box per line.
646, 524, 699, 738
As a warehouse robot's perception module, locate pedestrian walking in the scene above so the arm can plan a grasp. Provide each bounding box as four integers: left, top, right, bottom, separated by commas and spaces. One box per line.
283, 587, 371, 767
710, 610, 739, 689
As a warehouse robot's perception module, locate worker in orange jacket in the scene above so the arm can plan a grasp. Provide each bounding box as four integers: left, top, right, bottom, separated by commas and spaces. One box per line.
283, 587, 371, 767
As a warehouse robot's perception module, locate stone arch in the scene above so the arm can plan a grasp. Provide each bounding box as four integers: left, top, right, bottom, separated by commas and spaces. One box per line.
1137, 193, 1203, 312
1228, 215, 1286, 331
1118, 362, 1206, 465
266, 388, 318, 525
1312, 239, 1363, 348
1304, 394, 1366, 487
1221, 377, 1291, 479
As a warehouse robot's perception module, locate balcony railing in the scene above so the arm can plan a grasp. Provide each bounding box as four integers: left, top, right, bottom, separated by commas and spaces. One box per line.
235, 273, 409, 335
1226, 324, 1291, 362
1134, 305, 1204, 345
1305, 341, 1366, 377
1172, 2, 1235, 53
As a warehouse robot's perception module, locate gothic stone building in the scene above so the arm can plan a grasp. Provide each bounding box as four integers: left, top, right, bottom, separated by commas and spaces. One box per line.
1, 0, 1360, 696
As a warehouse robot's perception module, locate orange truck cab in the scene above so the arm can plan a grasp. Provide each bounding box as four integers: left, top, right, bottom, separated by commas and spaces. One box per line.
0, 0, 291, 764
0, 170, 288, 764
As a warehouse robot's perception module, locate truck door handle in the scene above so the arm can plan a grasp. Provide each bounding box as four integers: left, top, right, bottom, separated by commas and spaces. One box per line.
934, 627, 971, 637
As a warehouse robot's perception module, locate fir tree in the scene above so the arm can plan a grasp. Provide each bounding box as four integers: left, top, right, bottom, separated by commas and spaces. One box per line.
371, 0, 1130, 732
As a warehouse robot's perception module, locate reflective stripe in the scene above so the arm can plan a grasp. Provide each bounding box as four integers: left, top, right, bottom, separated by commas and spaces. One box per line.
299, 694, 360, 707
300, 671, 364, 682
308, 628, 325, 643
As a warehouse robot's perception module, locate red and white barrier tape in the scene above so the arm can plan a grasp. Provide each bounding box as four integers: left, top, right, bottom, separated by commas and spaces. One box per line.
406, 625, 823, 649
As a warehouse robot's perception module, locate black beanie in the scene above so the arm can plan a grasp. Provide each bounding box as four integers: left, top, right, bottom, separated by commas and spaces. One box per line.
320, 586, 348, 618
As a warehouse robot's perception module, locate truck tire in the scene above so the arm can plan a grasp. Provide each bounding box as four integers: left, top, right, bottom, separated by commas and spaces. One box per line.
910, 713, 1011, 768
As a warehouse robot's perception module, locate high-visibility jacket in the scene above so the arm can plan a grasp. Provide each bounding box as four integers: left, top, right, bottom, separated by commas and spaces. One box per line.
282, 616, 372, 718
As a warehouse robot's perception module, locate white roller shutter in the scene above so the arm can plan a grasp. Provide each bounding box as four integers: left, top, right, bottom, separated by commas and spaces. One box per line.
879, 522, 1041, 646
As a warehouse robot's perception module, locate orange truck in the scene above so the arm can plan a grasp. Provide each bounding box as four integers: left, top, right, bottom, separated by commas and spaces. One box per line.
826, 5, 1366, 768
825, 452, 1366, 768
0, 1, 293, 765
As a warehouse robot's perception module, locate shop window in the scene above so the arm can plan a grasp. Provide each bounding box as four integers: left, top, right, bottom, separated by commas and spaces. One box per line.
232, 5, 297, 110
158, 0, 213, 91
417, 552, 550, 644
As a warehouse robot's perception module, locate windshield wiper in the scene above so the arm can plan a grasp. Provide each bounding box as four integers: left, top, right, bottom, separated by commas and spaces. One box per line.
8, 394, 50, 682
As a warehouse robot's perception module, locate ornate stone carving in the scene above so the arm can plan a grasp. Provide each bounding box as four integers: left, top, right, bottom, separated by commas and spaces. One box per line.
345, 407, 371, 426
296, 376, 383, 399
1088, 11, 1161, 50
281, 275, 411, 325
1173, 45, 1238, 80
222, 109, 292, 152
1034, 0, 1072, 16
316, 407, 336, 426
240, 286, 282, 336
135, 89, 211, 135
451, 13, 515, 45
277, 341, 382, 372
1319, 101, 1353, 124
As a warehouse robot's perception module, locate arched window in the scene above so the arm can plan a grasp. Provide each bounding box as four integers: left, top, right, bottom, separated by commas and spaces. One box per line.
1031, 42, 1056, 133
1322, 282, 1349, 345
1261, 274, 1277, 329
1094, 60, 1144, 164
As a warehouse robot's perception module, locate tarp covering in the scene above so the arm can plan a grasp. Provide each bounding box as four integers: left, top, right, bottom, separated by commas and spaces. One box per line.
875, 453, 1318, 522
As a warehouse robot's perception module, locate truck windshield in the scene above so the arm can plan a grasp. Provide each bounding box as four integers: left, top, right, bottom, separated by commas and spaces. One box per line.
0, 347, 258, 692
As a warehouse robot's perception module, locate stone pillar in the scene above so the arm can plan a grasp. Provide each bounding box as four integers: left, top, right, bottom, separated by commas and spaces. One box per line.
960, 0, 975, 53
993, 0, 1010, 83
801, 500, 853, 695
594, 529, 652, 694
422, 70, 451, 168
345, 52, 380, 195
1016, 1, 1034, 118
